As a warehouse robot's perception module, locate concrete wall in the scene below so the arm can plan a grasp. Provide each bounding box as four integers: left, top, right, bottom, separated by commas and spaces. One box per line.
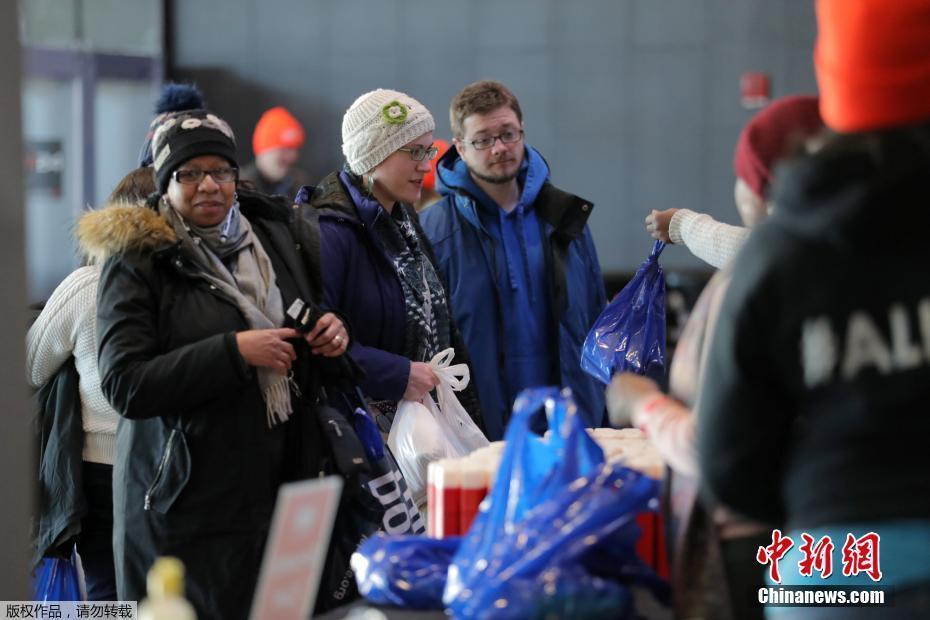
171, 0, 818, 272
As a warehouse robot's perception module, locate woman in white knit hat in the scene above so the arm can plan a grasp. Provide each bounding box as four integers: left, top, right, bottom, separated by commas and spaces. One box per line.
92, 107, 347, 619
296, 88, 485, 432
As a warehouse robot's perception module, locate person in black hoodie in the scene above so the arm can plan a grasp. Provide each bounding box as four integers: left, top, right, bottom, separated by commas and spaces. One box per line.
94, 109, 347, 619
698, 1, 930, 616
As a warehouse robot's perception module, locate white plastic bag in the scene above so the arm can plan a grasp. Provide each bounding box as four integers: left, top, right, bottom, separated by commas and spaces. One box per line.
388, 399, 449, 508
387, 349, 489, 507
422, 349, 489, 456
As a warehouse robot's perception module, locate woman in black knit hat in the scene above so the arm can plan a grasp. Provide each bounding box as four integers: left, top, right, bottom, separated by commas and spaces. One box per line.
91, 108, 347, 619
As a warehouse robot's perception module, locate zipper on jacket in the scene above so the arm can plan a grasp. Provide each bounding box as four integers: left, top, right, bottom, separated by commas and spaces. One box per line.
462, 196, 513, 403
144, 429, 177, 511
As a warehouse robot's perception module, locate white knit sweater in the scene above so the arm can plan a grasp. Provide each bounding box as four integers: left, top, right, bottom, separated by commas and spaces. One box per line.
26, 265, 118, 465
668, 209, 750, 269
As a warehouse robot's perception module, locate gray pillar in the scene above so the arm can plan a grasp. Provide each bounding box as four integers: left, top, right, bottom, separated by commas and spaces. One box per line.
0, 1, 33, 599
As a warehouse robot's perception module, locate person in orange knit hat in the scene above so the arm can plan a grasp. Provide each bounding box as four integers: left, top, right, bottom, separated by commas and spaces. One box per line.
240, 106, 310, 199
814, 0, 930, 133
414, 138, 450, 211
698, 1, 930, 617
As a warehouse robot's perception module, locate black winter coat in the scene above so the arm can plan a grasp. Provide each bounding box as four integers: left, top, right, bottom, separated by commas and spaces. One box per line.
34, 357, 86, 567
93, 190, 327, 619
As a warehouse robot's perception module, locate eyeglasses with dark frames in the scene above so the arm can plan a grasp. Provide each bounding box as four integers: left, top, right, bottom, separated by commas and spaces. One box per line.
172, 167, 238, 185
465, 129, 524, 150
396, 145, 440, 161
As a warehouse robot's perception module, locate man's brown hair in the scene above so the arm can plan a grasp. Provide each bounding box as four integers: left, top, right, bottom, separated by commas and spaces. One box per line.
449, 80, 522, 139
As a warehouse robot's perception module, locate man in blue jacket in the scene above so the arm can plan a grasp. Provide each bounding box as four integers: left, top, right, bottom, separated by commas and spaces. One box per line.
420, 80, 607, 440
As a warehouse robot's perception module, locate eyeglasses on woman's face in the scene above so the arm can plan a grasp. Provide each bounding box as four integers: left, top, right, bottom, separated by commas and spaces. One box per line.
396, 145, 439, 161
172, 166, 238, 185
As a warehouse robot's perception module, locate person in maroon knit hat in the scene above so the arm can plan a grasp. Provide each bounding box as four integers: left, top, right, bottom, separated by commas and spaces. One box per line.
644, 95, 822, 269
606, 95, 826, 620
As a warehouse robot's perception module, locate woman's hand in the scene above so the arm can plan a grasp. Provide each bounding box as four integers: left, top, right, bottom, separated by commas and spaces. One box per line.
236, 328, 301, 373
606, 373, 661, 428
403, 361, 440, 402
305, 312, 349, 357
644, 208, 678, 243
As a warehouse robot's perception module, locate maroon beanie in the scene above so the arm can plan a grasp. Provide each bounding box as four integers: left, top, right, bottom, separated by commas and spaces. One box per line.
733, 95, 824, 198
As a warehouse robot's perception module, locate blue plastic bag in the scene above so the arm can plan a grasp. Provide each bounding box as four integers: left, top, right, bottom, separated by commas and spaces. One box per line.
581, 240, 666, 384
443, 387, 666, 619
33, 548, 83, 601
351, 533, 460, 609
351, 406, 385, 461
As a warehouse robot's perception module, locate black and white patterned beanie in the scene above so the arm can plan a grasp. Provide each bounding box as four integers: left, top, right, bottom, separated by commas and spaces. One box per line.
151, 109, 238, 194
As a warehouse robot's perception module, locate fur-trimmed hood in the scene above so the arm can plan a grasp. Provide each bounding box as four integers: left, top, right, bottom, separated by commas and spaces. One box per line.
76, 201, 177, 265
76, 188, 295, 265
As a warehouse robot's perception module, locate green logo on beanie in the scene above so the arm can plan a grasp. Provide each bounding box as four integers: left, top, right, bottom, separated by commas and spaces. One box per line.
381, 101, 408, 125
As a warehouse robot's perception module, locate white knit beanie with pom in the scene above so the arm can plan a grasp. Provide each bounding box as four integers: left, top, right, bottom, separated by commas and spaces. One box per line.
341, 89, 435, 175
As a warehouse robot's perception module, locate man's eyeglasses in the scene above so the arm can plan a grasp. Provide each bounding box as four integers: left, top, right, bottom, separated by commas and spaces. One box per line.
396, 145, 439, 161
173, 167, 238, 185
464, 129, 524, 150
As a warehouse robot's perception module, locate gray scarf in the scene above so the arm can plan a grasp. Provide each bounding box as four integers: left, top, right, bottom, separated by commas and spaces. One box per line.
161, 200, 292, 427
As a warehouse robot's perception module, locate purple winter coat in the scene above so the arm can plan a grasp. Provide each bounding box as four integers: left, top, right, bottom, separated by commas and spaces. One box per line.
294, 172, 485, 430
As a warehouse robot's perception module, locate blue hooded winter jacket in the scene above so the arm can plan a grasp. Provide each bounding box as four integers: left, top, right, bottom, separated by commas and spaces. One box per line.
419, 146, 607, 439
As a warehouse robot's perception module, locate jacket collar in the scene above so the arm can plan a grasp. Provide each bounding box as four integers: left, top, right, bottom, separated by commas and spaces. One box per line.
76, 199, 177, 265
535, 183, 594, 241
298, 171, 378, 228
438, 144, 549, 209
76, 189, 293, 265
339, 171, 385, 229
437, 147, 594, 240
771, 127, 930, 248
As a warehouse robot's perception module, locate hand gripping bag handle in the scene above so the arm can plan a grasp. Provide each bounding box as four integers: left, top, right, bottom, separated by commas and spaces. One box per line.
425, 349, 489, 455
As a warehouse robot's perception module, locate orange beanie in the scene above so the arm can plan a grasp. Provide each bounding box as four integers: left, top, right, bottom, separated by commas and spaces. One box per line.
423, 139, 451, 192
252, 106, 305, 155
815, 0, 930, 133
